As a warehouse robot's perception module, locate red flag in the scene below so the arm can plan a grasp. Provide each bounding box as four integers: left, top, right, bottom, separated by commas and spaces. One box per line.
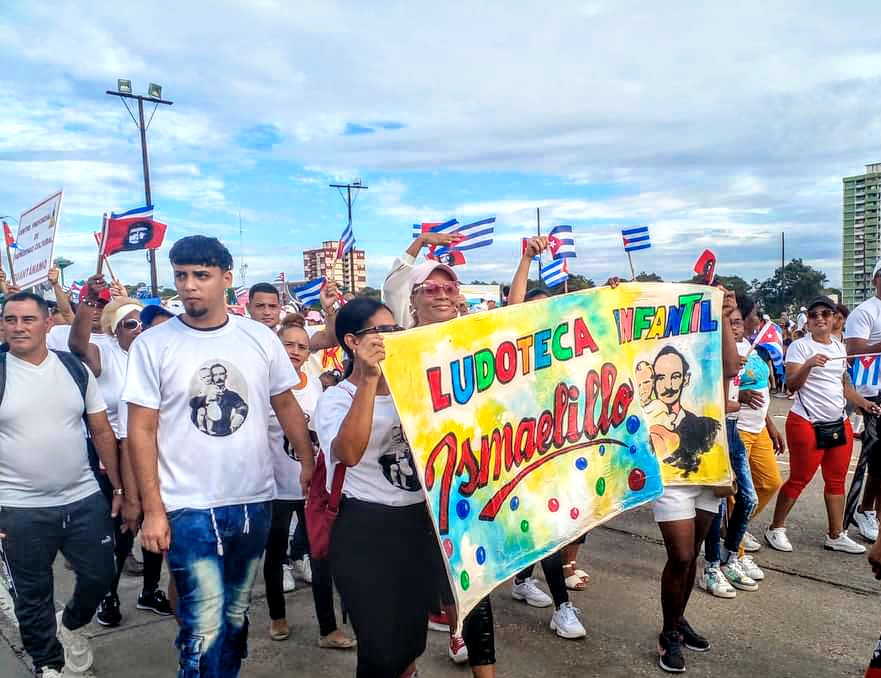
693, 249, 717, 285
3, 221, 16, 248
103, 206, 166, 257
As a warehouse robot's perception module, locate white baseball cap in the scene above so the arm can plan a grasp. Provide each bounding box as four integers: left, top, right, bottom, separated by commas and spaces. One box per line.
409, 261, 458, 290
873, 258, 881, 280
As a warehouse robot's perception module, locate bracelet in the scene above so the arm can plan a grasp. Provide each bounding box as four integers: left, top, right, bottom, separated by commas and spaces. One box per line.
112, 488, 125, 496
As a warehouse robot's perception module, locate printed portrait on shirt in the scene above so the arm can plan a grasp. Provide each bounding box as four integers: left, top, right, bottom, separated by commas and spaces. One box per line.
379, 424, 421, 492
640, 346, 721, 477
188, 360, 249, 437
283, 413, 319, 462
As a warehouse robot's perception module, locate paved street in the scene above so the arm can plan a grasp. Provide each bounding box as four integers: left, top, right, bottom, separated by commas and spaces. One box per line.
3, 396, 880, 677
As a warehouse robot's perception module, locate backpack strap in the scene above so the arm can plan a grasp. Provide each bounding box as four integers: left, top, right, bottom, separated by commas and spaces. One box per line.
51, 349, 89, 403
0, 352, 6, 408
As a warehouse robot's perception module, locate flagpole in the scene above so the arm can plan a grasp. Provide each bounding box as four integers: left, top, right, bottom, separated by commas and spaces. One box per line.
4, 242, 14, 287
96, 213, 107, 276
536, 207, 542, 280
626, 251, 636, 281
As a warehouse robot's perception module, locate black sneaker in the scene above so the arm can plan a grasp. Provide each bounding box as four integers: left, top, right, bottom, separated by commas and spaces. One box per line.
657, 630, 686, 673
677, 618, 710, 652
137, 589, 173, 616
96, 594, 122, 627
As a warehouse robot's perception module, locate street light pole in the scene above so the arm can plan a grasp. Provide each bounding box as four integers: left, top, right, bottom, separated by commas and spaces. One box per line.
329, 181, 368, 293
105, 84, 173, 297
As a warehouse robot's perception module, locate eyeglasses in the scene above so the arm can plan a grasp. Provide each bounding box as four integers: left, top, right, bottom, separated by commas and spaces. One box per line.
729, 319, 744, 327
413, 281, 459, 298
353, 324, 404, 336
808, 309, 833, 320
120, 319, 142, 331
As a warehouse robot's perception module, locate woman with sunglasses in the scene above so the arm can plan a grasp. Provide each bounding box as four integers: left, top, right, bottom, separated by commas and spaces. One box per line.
315, 297, 437, 678
263, 313, 355, 649
68, 280, 172, 626
767, 296, 881, 553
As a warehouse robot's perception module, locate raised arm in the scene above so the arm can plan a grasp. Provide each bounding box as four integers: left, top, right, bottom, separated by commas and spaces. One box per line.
48, 267, 75, 324
384, 232, 459, 327
508, 236, 547, 305
69, 275, 104, 375
720, 286, 740, 379
309, 279, 341, 351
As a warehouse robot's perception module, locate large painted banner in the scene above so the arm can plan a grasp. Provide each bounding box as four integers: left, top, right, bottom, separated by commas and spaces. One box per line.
382, 283, 731, 620
13, 190, 64, 289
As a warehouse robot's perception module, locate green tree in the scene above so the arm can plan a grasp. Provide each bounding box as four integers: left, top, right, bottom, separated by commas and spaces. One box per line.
635, 271, 663, 282
753, 258, 828, 316
358, 286, 382, 301
682, 274, 750, 296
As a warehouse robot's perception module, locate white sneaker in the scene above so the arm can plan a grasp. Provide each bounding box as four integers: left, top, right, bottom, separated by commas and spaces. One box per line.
721, 557, 758, 592
739, 554, 765, 581
824, 532, 867, 554
549, 602, 586, 639
448, 634, 468, 664
764, 527, 793, 552
698, 565, 736, 598
282, 564, 296, 593
741, 531, 762, 552
853, 510, 879, 542
511, 577, 553, 608
56, 610, 93, 674
292, 556, 313, 584
39, 668, 64, 678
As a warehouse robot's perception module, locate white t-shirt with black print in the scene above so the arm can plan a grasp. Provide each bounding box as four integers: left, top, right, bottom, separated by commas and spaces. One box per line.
122, 315, 299, 512
315, 379, 424, 507
786, 336, 847, 423
268, 371, 323, 501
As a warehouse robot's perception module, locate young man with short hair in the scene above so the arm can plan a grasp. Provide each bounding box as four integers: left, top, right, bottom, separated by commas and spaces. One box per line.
124, 236, 315, 677
246, 282, 283, 328
0, 292, 122, 678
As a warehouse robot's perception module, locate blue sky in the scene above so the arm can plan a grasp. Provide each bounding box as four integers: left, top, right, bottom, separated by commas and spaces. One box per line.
3, 2, 881, 289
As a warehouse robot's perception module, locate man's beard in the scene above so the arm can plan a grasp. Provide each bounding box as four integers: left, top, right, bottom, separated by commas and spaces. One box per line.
186, 304, 208, 318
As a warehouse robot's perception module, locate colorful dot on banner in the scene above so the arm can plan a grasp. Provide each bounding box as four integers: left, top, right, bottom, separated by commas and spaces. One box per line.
596, 477, 606, 496
626, 415, 640, 434
443, 539, 454, 558
570, 507, 580, 520
629, 444, 637, 455
510, 496, 520, 511
520, 519, 530, 533
575, 457, 588, 471
548, 498, 559, 512
599, 445, 606, 456
460, 571, 470, 590
476, 546, 486, 565
456, 499, 470, 520
628, 468, 647, 491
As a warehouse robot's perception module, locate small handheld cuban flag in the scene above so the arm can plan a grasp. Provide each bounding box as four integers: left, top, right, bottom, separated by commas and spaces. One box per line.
3, 221, 17, 249
335, 224, 355, 260
852, 355, 881, 388
433, 217, 495, 257
234, 286, 249, 305
294, 277, 325, 307
622, 225, 651, 252
541, 258, 568, 288
548, 225, 576, 259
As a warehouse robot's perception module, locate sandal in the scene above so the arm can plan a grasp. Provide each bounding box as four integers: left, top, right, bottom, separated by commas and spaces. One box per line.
563, 562, 587, 591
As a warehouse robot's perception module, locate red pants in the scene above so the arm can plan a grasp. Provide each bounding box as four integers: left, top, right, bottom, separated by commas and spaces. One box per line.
781, 411, 853, 498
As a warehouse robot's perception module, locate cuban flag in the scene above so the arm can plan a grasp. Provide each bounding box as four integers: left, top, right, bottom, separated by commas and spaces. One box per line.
751, 321, 785, 375
852, 356, 881, 388
412, 219, 459, 238
541, 258, 568, 288
622, 225, 651, 252
3, 221, 17, 249
274, 272, 285, 284
335, 224, 355, 259
234, 286, 249, 305
548, 225, 576, 259
294, 277, 325, 307
434, 217, 495, 256
69, 280, 84, 303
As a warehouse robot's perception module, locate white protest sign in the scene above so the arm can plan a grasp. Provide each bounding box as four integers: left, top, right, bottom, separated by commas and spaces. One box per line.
14, 190, 63, 289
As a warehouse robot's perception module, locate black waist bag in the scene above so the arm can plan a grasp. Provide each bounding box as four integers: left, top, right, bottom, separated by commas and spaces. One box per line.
798, 393, 846, 449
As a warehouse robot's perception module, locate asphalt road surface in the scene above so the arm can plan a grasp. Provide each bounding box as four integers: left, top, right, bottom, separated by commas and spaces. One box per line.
2, 396, 879, 677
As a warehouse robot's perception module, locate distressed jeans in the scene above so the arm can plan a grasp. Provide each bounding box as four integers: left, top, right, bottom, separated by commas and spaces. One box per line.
166, 502, 270, 678
705, 420, 758, 564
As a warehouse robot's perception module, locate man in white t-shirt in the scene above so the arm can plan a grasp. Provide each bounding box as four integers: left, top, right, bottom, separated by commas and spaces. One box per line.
123, 236, 315, 678
844, 259, 881, 542
0, 292, 123, 677
796, 306, 808, 332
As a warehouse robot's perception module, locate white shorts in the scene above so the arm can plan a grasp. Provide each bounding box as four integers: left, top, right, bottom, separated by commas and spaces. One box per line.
652, 485, 720, 523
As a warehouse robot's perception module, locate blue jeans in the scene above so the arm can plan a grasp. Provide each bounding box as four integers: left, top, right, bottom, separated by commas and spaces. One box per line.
705, 421, 759, 564
166, 502, 270, 678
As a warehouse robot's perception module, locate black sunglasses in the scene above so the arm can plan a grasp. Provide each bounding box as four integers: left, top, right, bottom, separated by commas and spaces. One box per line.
353, 324, 404, 336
